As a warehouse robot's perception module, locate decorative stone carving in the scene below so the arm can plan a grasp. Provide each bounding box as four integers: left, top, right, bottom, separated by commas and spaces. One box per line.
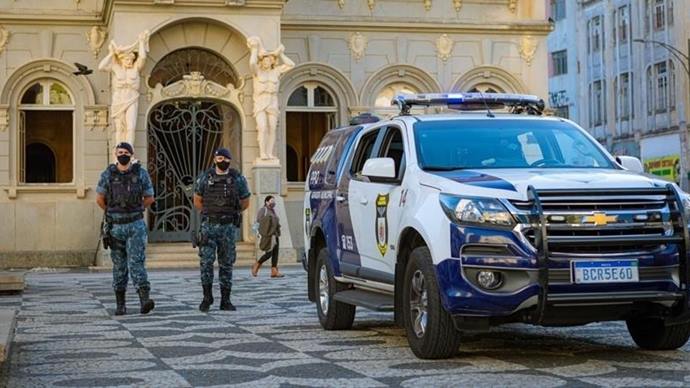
337, 0, 345, 8
436, 34, 453, 62
98, 30, 149, 148
0, 26, 10, 55
84, 106, 109, 131
85, 26, 107, 58
453, 0, 462, 12
150, 71, 246, 104
368, 0, 375, 11
0, 105, 8, 132
508, 0, 517, 13
247, 36, 295, 162
518, 35, 537, 66
349, 32, 367, 62
423, 0, 431, 11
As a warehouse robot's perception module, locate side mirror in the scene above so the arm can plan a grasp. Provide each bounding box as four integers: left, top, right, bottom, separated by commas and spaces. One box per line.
616, 155, 644, 173
362, 157, 396, 180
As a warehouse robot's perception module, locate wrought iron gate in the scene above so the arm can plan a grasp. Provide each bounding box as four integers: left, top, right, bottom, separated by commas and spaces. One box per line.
147, 100, 230, 242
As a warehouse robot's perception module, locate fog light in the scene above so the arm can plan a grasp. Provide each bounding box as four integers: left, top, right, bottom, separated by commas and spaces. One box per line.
476, 270, 503, 290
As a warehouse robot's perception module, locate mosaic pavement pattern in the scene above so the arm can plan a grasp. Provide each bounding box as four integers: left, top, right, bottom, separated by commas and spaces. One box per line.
1, 268, 689, 387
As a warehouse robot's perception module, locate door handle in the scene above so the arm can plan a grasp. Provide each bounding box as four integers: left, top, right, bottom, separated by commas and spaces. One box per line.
359, 197, 368, 205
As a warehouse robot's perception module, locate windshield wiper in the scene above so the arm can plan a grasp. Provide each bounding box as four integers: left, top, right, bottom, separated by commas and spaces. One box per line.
422, 166, 467, 171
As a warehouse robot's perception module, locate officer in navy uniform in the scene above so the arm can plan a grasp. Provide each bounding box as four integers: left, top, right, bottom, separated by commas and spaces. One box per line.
96, 142, 156, 316
193, 148, 251, 312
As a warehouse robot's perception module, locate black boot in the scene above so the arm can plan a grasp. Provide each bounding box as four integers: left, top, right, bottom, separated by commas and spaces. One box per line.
199, 284, 214, 312
115, 290, 126, 316
137, 287, 155, 314
220, 286, 235, 311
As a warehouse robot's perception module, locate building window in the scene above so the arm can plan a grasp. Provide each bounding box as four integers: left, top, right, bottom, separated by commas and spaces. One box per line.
18, 80, 74, 183
285, 83, 337, 182
551, 50, 568, 76
589, 80, 604, 127
588, 16, 602, 54
647, 61, 676, 114
375, 83, 418, 107
615, 5, 629, 45
614, 72, 632, 120
551, 0, 566, 21
148, 47, 238, 88
654, 0, 666, 31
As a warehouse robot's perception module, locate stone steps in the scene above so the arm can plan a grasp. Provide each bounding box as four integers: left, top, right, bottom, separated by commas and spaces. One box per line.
0, 309, 16, 364
91, 242, 259, 271
0, 272, 25, 292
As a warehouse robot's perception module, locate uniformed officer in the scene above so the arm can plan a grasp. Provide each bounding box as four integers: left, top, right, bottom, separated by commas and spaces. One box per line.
193, 148, 250, 312
96, 142, 155, 316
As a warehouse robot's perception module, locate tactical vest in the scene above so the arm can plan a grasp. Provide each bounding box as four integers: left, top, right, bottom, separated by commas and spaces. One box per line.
106, 163, 144, 214
201, 168, 241, 217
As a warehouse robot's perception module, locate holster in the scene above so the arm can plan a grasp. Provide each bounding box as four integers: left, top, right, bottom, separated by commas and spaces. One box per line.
191, 229, 209, 248
101, 218, 112, 250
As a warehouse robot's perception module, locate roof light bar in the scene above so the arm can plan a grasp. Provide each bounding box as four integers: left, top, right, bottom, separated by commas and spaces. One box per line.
391, 92, 545, 116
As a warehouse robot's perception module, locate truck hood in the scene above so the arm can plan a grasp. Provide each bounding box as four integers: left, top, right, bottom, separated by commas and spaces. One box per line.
425, 168, 674, 198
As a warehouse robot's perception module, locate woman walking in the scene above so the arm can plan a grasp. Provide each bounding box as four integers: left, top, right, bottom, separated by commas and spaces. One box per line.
252, 195, 284, 278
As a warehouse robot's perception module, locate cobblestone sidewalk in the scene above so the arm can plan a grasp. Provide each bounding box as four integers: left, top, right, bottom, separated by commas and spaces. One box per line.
1, 268, 689, 387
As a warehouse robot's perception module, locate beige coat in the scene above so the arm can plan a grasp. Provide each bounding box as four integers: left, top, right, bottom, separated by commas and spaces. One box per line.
258, 207, 280, 252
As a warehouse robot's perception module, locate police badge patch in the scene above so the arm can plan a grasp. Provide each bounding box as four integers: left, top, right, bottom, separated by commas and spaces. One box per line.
376, 194, 389, 256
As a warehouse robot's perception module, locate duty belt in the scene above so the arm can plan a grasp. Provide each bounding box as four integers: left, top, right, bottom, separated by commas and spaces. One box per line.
108, 213, 144, 224
204, 214, 239, 225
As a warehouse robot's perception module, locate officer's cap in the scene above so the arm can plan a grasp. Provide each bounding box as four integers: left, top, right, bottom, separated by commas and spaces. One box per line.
214, 148, 232, 159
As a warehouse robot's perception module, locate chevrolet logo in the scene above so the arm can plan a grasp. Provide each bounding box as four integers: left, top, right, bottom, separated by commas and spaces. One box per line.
583, 212, 618, 226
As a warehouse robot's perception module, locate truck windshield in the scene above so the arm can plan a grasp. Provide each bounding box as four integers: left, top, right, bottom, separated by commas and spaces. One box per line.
414, 119, 614, 170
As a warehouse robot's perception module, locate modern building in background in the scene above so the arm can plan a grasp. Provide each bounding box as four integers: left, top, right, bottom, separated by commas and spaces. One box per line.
548, 0, 689, 188
0, 0, 551, 267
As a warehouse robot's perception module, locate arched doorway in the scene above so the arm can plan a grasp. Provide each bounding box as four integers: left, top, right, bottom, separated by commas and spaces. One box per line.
25, 143, 56, 183
147, 99, 241, 242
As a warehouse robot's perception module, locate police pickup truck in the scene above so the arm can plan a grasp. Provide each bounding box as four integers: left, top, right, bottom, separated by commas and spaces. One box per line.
303, 93, 690, 359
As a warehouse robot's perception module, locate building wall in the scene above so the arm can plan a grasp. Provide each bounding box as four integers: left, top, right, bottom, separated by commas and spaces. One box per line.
0, 0, 551, 267
566, 0, 689, 188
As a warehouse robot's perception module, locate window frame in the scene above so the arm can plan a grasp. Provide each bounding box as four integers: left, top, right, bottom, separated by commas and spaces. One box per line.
17, 79, 76, 185
347, 126, 385, 182
551, 50, 568, 76
375, 125, 407, 184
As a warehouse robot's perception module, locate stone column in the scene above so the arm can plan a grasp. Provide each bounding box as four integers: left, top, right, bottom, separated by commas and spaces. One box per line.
252, 161, 296, 262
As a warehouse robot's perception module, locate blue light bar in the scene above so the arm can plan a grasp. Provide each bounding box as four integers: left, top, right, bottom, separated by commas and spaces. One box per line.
391, 92, 545, 115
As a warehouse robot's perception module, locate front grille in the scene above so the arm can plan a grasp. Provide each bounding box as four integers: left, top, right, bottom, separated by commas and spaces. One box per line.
510, 188, 681, 256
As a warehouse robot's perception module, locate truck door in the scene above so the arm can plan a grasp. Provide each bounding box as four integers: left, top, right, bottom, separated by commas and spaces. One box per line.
335, 126, 383, 276
354, 125, 407, 283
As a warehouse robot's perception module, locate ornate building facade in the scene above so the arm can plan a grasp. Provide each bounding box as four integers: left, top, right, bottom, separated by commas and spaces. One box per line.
0, 0, 550, 267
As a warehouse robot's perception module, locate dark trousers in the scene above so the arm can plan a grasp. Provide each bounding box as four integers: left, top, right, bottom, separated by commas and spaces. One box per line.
258, 237, 279, 267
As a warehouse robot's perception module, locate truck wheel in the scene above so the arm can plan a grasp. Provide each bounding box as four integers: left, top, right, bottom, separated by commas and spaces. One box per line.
626, 317, 690, 350
315, 248, 356, 330
402, 246, 461, 359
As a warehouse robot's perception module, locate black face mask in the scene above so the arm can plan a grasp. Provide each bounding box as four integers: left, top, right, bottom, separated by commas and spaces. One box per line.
215, 161, 230, 171
117, 155, 131, 166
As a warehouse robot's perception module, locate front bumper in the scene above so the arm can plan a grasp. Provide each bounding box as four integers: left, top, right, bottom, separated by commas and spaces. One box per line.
435, 185, 690, 324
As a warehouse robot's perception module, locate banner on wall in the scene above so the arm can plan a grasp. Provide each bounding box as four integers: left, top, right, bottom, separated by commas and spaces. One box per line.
644, 155, 680, 183
640, 134, 682, 184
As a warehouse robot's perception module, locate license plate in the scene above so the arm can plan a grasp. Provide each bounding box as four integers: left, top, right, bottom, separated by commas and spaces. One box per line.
571, 260, 639, 284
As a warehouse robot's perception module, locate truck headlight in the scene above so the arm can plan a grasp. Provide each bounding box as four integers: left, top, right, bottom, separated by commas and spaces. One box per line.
439, 194, 515, 228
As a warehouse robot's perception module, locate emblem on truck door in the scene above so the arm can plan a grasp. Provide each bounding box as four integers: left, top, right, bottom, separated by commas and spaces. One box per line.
376, 194, 389, 256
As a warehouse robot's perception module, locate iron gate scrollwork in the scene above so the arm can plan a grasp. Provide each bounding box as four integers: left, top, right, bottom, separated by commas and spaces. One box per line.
147, 100, 237, 242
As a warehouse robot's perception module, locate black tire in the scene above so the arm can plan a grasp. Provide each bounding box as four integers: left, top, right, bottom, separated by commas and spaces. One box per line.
402, 246, 461, 359
626, 317, 690, 350
314, 248, 356, 330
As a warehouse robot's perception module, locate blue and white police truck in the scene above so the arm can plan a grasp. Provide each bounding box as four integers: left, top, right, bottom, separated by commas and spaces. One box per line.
303, 93, 690, 359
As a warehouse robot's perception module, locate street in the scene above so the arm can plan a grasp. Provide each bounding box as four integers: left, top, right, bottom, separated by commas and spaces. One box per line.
1, 268, 689, 387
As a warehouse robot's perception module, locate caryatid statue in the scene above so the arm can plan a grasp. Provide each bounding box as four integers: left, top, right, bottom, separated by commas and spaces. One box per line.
247, 36, 295, 161
98, 30, 150, 149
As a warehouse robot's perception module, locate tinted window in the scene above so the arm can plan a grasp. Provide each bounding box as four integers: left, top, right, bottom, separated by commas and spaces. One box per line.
379, 127, 405, 180
414, 119, 613, 170
350, 129, 380, 177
